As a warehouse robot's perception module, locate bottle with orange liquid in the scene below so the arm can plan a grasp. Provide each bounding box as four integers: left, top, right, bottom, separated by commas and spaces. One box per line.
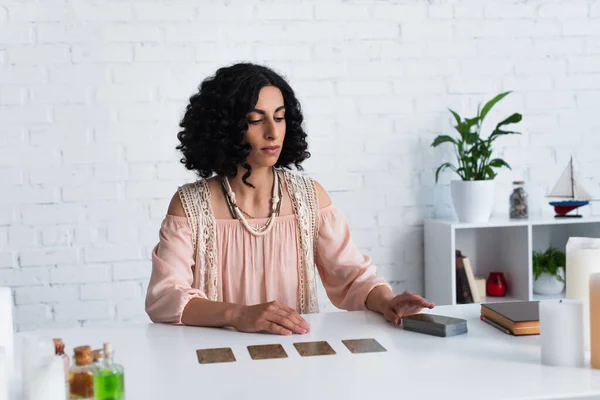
69, 346, 94, 399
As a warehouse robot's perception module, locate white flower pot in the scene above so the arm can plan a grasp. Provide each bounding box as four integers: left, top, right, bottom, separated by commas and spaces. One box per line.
533, 268, 565, 296
450, 180, 496, 223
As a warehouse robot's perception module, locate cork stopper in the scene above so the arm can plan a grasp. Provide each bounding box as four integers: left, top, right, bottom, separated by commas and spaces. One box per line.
92, 349, 103, 362
513, 180, 525, 185
103, 342, 112, 358
73, 346, 92, 366
53, 338, 65, 356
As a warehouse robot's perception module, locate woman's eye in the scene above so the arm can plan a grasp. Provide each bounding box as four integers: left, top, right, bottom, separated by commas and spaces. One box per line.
248, 119, 262, 125
275, 117, 285, 122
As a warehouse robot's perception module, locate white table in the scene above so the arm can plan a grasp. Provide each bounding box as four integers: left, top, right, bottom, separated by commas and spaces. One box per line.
12, 304, 600, 400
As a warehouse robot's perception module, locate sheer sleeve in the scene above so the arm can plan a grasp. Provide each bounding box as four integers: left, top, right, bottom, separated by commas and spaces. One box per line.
145, 215, 207, 324
315, 206, 392, 311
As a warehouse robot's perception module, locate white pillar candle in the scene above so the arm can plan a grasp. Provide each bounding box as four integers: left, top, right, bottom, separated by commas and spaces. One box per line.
591, 273, 600, 369
0, 346, 8, 400
21, 335, 55, 400
539, 299, 584, 367
25, 356, 66, 400
0, 288, 14, 379
566, 237, 600, 350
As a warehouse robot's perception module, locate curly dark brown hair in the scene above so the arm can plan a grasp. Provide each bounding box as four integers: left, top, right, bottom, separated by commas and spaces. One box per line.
176, 63, 310, 186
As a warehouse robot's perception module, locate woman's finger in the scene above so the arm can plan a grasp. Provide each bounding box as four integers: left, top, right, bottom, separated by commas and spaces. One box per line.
408, 293, 425, 302
407, 295, 434, 308
384, 307, 400, 325
417, 298, 434, 308
401, 302, 428, 316
269, 313, 307, 335
263, 321, 292, 336
273, 307, 309, 333
279, 304, 311, 331
281, 303, 298, 314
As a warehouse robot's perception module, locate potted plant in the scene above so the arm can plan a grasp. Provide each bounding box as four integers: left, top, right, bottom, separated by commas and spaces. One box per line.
532, 247, 566, 296
431, 91, 522, 222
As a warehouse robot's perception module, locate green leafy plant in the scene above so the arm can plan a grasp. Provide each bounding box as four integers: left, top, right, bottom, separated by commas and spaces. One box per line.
432, 91, 523, 183
532, 247, 566, 282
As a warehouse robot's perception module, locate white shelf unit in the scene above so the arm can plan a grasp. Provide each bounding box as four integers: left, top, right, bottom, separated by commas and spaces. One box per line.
424, 216, 600, 306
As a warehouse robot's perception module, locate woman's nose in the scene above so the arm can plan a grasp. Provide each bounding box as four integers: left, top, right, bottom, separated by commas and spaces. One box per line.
264, 119, 278, 140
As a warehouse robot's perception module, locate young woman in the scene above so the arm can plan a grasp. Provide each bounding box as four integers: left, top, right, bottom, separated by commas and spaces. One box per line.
145, 63, 434, 336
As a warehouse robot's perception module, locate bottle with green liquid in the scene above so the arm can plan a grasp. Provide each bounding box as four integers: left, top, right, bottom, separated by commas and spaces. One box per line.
93, 342, 125, 400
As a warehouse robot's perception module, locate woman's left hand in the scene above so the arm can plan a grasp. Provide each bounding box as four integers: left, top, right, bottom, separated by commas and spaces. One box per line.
382, 291, 434, 326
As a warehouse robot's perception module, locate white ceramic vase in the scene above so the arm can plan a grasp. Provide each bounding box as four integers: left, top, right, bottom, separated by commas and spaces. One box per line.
533, 268, 566, 296
450, 180, 496, 223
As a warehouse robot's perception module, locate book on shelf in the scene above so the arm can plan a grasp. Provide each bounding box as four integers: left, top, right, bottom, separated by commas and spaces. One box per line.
462, 257, 482, 303
480, 301, 540, 336
475, 278, 486, 300
455, 250, 473, 304
455, 250, 483, 303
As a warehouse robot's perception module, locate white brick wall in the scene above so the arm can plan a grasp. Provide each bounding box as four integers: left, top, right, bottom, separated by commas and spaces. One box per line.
2, 0, 600, 330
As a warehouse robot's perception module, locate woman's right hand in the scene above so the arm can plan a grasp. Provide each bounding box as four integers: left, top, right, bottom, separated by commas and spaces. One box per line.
232, 301, 310, 336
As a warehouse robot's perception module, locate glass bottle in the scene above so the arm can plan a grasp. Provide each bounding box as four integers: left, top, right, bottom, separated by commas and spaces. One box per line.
509, 180, 528, 219
92, 349, 103, 367
69, 346, 94, 400
53, 338, 70, 398
93, 342, 125, 400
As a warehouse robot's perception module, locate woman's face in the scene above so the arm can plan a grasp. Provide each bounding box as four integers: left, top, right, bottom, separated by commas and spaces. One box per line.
244, 85, 286, 169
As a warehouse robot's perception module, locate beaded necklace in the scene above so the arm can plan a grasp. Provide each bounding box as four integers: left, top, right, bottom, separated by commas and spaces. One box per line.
221, 168, 283, 236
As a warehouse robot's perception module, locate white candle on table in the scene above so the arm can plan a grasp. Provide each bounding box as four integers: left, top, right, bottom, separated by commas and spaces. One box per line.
21, 335, 55, 400
0, 288, 14, 381
25, 356, 66, 400
539, 299, 584, 367
0, 346, 8, 400
591, 273, 600, 369
566, 237, 600, 350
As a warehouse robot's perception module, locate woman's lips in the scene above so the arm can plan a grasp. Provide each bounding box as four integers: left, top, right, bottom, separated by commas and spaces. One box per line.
261, 146, 280, 155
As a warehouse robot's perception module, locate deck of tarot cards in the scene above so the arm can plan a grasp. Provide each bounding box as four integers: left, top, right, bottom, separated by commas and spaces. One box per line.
401, 313, 468, 337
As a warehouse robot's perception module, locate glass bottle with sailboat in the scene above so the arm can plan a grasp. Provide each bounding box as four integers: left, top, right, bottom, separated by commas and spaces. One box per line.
547, 156, 593, 218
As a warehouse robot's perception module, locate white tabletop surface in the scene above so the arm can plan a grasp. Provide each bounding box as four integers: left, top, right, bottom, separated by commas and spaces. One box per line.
11, 304, 600, 400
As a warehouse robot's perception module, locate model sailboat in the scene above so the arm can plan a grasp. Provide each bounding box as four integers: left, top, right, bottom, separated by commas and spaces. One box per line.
547, 157, 591, 218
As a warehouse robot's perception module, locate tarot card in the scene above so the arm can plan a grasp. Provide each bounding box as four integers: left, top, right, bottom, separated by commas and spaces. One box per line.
293, 341, 336, 357
342, 338, 387, 354
196, 347, 236, 364
247, 344, 288, 360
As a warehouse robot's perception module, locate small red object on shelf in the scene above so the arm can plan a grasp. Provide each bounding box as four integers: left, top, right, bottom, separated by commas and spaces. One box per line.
487, 272, 508, 297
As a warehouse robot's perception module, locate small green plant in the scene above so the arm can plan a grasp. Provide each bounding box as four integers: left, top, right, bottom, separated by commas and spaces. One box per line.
432, 91, 523, 183
532, 247, 566, 282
